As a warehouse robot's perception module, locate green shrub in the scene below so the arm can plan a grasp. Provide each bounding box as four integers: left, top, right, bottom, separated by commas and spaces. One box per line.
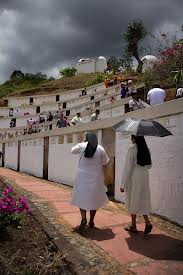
60, 67, 77, 77
86, 73, 105, 86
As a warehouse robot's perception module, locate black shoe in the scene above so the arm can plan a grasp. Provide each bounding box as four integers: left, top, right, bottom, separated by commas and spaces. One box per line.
144, 223, 153, 234
124, 225, 138, 233
78, 219, 87, 233
89, 221, 95, 228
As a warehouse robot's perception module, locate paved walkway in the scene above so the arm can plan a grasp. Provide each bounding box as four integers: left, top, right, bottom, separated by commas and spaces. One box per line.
0, 168, 183, 275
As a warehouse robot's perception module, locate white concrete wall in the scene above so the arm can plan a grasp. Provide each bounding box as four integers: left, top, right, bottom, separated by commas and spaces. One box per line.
5, 142, 18, 170
0, 106, 36, 117
115, 113, 183, 225
48, 139, 79, 186
77, 60, 96, 74
48, 131, 102, 186
7, 84, 105, 108
8, 97, 30, 107
0, 117, 31, 129
20, 138, 44, 178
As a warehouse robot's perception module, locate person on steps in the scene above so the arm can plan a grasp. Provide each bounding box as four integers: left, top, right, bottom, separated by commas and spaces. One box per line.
120, 135, 153, 234
71, 132, 110, 233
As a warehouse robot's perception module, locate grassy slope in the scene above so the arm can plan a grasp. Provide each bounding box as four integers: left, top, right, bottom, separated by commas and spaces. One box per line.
0, 73, 100, 98
0, 72, 176, 102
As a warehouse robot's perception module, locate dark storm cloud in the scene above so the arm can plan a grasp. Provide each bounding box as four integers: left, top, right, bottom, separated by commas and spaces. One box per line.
0, 0, 182, 82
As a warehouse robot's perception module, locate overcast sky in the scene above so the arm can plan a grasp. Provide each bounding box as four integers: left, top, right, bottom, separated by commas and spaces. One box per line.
0, 0, 182, 82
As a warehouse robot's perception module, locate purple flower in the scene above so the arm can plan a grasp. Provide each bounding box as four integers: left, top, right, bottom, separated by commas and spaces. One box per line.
0, 187, 30, 215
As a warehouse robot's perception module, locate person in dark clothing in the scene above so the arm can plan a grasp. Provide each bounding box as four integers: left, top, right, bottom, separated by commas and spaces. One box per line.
47, 112, 54, 122
10, 118, 16, 127
82, 88, 87, 96
39, 113, 45, 123
10, 119, 15, 128
56, 113, 67, 128
120, 82, 128, 98
113, 74, 118, 85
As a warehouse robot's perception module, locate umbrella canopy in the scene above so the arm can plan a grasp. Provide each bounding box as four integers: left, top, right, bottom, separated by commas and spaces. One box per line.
112, 118, 172, 137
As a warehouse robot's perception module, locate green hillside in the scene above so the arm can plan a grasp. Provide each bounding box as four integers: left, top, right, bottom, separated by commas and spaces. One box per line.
0, 73, 104, 99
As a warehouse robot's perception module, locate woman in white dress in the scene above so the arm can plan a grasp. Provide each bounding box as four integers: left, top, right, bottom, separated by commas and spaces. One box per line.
71, 132, 110, 232
120, 135, 153, 234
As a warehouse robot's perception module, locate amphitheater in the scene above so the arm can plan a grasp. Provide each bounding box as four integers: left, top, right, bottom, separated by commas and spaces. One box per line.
0, 80, 183, 226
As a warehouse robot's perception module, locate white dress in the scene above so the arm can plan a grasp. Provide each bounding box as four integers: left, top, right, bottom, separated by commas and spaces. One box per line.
71, 142, 110, 210
121, 144, 152, 215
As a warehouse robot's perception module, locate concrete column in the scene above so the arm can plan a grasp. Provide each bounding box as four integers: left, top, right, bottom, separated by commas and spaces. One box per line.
43, 136, 49, 180
102, 128, 115, 196
73, 133, 77, 144
97, 130, 102, 145
2, 143, 5, 167
64, 135, 67, 144
17, 140, 21, 172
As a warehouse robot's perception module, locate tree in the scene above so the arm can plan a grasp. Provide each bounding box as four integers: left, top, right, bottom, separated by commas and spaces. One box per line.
60, 67, 77, 77
34, 72, 47, 80
10, 70, 24, 81
49, 77, 55, 81
119, 54, 133, 71
123, 20, 147, 73
107, 56, 121, 73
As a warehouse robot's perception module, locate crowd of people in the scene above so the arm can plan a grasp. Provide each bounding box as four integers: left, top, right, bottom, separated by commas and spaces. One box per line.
10, 102, 100, 134
128, 83, 166, 112
119, 80, 176, 112
104, 74, 120, 88
7, 81, 183, 134
9, 107, 101, 137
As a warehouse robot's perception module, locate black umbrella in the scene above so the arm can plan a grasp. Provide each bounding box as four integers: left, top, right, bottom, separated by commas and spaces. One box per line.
112, 118, 172, 137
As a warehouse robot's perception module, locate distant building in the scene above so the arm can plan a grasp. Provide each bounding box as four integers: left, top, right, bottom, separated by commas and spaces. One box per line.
141, 55, 158, 72
76, 56, 107, 74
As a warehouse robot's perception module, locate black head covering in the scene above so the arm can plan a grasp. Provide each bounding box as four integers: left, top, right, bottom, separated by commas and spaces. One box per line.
84, 132, 98, 158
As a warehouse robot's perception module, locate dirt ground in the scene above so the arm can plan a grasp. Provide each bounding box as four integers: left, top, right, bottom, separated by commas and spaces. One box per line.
0, 213, 71, 275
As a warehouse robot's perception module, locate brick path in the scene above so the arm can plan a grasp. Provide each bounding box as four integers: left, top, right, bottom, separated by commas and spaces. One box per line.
0, 168, 183, 275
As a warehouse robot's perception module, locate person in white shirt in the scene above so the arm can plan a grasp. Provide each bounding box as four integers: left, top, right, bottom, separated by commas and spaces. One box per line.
175, 87, 183, 98
147, 84, 166, 106
27, 117, 34, 129
71, 112, 83, 125
129, 93, 143, 111
71, 132, 110, 232
127, 80, 135, 96
39, 113, 45, 123
9, 109, 14, 116
91, 109, 100, 121
13, 110, 18, 116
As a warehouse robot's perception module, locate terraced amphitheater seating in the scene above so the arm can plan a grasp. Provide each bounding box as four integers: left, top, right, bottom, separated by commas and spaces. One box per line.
0, 91, 148, 140
0, 82, 146, 133
5, 83, 105, 109
0, 84, 119, 126
0, 98, 183, 225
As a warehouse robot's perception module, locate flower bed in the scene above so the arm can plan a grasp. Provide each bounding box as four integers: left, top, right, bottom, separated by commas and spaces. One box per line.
143, 43, 183, 88
0, 186, 30, 232
0, 182, 71, 275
